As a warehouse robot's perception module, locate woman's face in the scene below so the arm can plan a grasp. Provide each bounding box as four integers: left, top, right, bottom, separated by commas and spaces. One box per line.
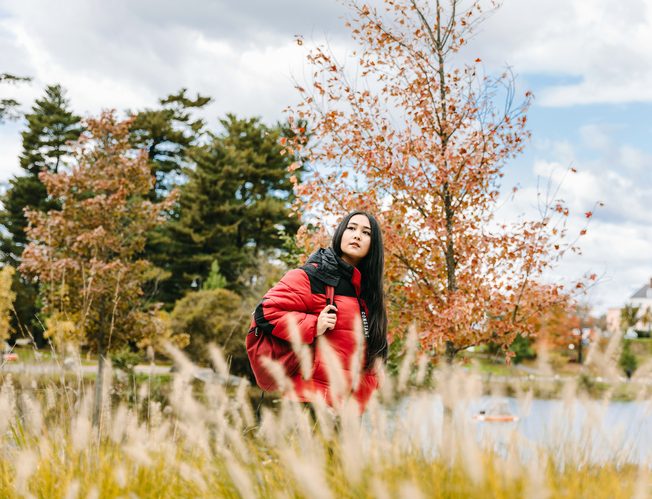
340, 214, 372, 266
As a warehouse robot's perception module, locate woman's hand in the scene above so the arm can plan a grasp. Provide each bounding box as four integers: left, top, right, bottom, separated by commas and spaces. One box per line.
316, 305, 337, 336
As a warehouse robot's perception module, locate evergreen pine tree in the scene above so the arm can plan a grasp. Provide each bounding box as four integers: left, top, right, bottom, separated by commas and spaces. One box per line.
130, 89, 211, 304
130, 88, 211, 200
171, 114, 302, 293
202, 260, 227, 290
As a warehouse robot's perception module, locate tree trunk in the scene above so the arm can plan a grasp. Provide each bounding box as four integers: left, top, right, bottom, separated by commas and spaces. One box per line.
445, 340, 456, 364
443, 182, 457, 365
443, 183, 457, 293
92, 323, 106, 428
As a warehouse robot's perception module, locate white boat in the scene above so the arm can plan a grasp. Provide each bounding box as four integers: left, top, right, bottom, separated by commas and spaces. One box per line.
472, 401, 519, 422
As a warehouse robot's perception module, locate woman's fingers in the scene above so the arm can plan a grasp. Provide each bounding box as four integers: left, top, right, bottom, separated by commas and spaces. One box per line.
323, 314, 336, 326
317, 305, 338, 335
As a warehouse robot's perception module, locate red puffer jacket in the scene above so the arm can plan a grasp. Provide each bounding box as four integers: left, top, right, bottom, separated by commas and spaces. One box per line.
251, 247, 378, 411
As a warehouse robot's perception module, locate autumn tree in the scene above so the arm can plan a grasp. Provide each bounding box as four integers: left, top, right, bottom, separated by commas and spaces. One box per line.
0, 84, 83, 344
532, 299, 597, 363
20, 111, 186, 425
289, 0, 589, 360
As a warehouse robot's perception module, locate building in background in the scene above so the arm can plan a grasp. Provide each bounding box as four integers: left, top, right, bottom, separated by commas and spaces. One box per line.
606, 278, 652, 337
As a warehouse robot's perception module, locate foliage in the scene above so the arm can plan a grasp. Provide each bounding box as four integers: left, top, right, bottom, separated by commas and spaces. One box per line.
638, 308, 652, 336
20, 110, 180, 353
18, 111, 185, 423
385, 331, 437, 379
288, 0, 592, 361
277, 227, 305, 269
620, 305, 652, 337
0, 73, 31, 123
42, 313, 78, 346
110, 348, 143, 373
19, 84, 84, 176
620, 304, 640, 333
129, 89, 211, 305
619, 340, 637, 378
0, 84, 83, 344
129, 88, 211, 200
170, 288, 248, 374
483, 332, 536, 365
127, 306, 189, 355
508, 334, 537, 364
0, 266, 15, 343
165, 115, 301, 295
202, 260, 227, 290
533, 299, 598, 365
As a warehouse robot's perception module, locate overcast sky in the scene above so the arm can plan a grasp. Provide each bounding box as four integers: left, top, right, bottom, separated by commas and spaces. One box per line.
1, 0, 651, 314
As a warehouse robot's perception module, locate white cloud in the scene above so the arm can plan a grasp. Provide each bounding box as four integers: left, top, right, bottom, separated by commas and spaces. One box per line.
0, 122, 23, 183
463, 0, 652, 106
0, 0, 353, 182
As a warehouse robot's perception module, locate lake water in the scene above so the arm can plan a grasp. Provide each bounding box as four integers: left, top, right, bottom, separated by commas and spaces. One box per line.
387, 395, 652, 465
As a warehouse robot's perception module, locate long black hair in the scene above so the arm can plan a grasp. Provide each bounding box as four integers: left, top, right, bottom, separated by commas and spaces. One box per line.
332, 210, 388, 369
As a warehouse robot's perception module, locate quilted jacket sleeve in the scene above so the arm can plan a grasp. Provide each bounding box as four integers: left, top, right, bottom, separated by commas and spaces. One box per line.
254, 269, 318, 344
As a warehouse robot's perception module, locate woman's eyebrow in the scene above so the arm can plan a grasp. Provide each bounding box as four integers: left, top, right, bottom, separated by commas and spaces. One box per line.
349, 222, 371, 230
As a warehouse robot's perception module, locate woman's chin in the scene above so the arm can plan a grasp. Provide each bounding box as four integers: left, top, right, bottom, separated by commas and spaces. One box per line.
341, 252, 363, 266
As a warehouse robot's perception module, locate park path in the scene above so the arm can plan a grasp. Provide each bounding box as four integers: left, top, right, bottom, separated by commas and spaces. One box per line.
0, 361, 245, 385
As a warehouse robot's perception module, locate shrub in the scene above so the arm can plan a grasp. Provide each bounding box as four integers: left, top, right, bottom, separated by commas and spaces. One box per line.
619, 340, 638, 379
170, 288, 249, 375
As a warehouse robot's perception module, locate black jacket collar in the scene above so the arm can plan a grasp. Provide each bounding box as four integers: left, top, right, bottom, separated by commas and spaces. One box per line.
303, 247, 354, 286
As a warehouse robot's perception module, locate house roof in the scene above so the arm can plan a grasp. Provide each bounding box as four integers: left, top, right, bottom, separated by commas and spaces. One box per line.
631, 284, 652, 299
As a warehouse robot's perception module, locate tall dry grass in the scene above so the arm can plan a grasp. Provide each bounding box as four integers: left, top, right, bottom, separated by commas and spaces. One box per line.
0, 331, 650, 498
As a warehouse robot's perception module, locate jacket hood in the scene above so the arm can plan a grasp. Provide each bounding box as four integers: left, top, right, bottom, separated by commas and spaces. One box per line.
303, 247, 354, 287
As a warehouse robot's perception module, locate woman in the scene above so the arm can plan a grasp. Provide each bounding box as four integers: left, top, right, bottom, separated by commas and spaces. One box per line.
248, 211, 388, 412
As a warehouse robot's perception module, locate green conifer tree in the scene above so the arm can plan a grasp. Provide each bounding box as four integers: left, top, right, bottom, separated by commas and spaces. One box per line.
203, 260, 227, 290
129, 88, 211, 200
168, 114, 302, 296
129, 89, 211, 304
